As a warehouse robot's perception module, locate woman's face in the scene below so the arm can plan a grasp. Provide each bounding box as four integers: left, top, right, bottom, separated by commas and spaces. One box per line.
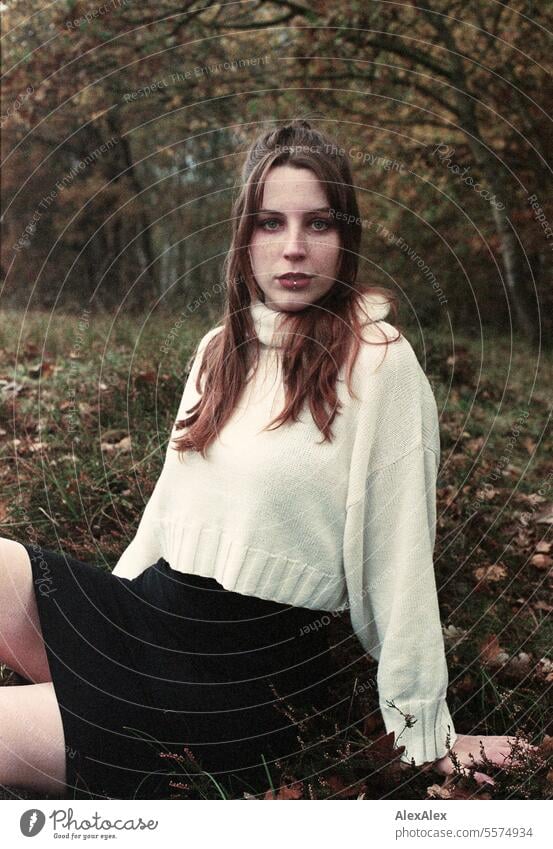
248, 164, 342, 313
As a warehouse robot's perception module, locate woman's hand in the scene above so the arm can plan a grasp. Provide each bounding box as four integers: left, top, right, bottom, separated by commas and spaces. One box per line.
432, 734, 537, 786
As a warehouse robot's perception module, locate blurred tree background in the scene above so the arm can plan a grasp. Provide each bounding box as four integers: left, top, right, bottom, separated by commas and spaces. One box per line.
1, 0, 552, 342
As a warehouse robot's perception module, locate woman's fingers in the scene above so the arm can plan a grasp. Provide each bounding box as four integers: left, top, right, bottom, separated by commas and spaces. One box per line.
430, 734, 540, 786
473, 771, 495, 786
486, 741, 538, 764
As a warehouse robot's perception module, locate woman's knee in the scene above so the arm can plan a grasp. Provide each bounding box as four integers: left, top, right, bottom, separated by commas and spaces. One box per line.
0, 537, 34, 581
0, 681, 68, 794
0, 537, 51, 682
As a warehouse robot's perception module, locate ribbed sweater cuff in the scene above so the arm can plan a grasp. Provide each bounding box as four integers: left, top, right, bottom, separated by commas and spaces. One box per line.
379, 697, 457, 766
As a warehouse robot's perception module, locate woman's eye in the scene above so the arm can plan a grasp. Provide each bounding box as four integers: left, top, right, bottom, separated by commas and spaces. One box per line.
311, 218, 332, 231
258, 218, 280, 231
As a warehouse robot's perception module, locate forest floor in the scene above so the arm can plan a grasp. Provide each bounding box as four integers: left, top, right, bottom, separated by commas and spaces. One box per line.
0, 309, 551, 800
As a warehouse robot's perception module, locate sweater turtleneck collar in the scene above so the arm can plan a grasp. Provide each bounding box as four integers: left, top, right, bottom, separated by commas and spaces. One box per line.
249, 298, 288, 348
249, 292, 392, 348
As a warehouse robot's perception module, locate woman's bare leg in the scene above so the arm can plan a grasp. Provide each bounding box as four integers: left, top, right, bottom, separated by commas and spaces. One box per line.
0, 682, 67, 794
0, 537, 51, 682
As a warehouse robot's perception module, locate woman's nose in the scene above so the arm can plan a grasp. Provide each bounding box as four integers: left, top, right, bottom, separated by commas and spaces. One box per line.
282, 229, 307, 259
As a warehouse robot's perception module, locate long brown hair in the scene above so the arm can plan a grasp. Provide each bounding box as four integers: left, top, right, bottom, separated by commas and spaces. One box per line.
172, 120, 400, 459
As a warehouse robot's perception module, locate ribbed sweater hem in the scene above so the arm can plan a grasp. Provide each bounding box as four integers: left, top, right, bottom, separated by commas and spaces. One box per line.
157, 518, 350, 612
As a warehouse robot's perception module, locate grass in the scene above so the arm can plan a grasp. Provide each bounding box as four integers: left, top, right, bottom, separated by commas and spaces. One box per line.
0, 308, 551, 800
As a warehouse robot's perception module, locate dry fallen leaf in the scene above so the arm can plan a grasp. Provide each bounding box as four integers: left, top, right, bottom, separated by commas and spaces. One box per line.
535, 658, 553, 682
480, 634, 509, 667
477, 486, 500, 501
368, 730, 406, 763
517, 492, 547, 506
135, 370, 157, 387
514, 526, 532, 547
427, 782, 452, 799
522, 437, 537, 455
531, 553, 553, 570
539, 735, 553, 757
473, 563, 508, 583
28, 440, 48, 453
536, 505, 553, 525
0, 379, 25, 398
100, 436, 132, 453
276, 783, 303, 799
506, 652, 533, 679
28, 360, 55, 379
466, 437, 485, 453
443, 624, 468, 646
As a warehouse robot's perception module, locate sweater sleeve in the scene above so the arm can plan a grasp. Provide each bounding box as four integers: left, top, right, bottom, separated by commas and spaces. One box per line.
111, 325, 222, 579
342, 341, 457, 765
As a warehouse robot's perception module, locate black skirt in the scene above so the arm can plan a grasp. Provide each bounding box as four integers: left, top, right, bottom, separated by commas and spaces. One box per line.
21, 544, 342, 800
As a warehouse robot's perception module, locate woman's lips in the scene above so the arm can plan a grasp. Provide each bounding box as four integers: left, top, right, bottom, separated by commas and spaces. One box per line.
277, 275, 313, 290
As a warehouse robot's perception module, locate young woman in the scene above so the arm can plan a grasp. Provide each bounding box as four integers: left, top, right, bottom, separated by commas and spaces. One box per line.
0, 120, 525, 800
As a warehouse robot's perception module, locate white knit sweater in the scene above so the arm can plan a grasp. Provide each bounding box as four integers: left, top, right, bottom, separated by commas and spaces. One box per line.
112, 293, 457, 765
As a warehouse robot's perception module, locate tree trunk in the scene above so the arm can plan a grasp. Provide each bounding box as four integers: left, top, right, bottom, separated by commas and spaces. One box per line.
455, 93, 536, 341
465, 136, 536, 341
105, 113, 159, 310
490, 201, 536, 340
